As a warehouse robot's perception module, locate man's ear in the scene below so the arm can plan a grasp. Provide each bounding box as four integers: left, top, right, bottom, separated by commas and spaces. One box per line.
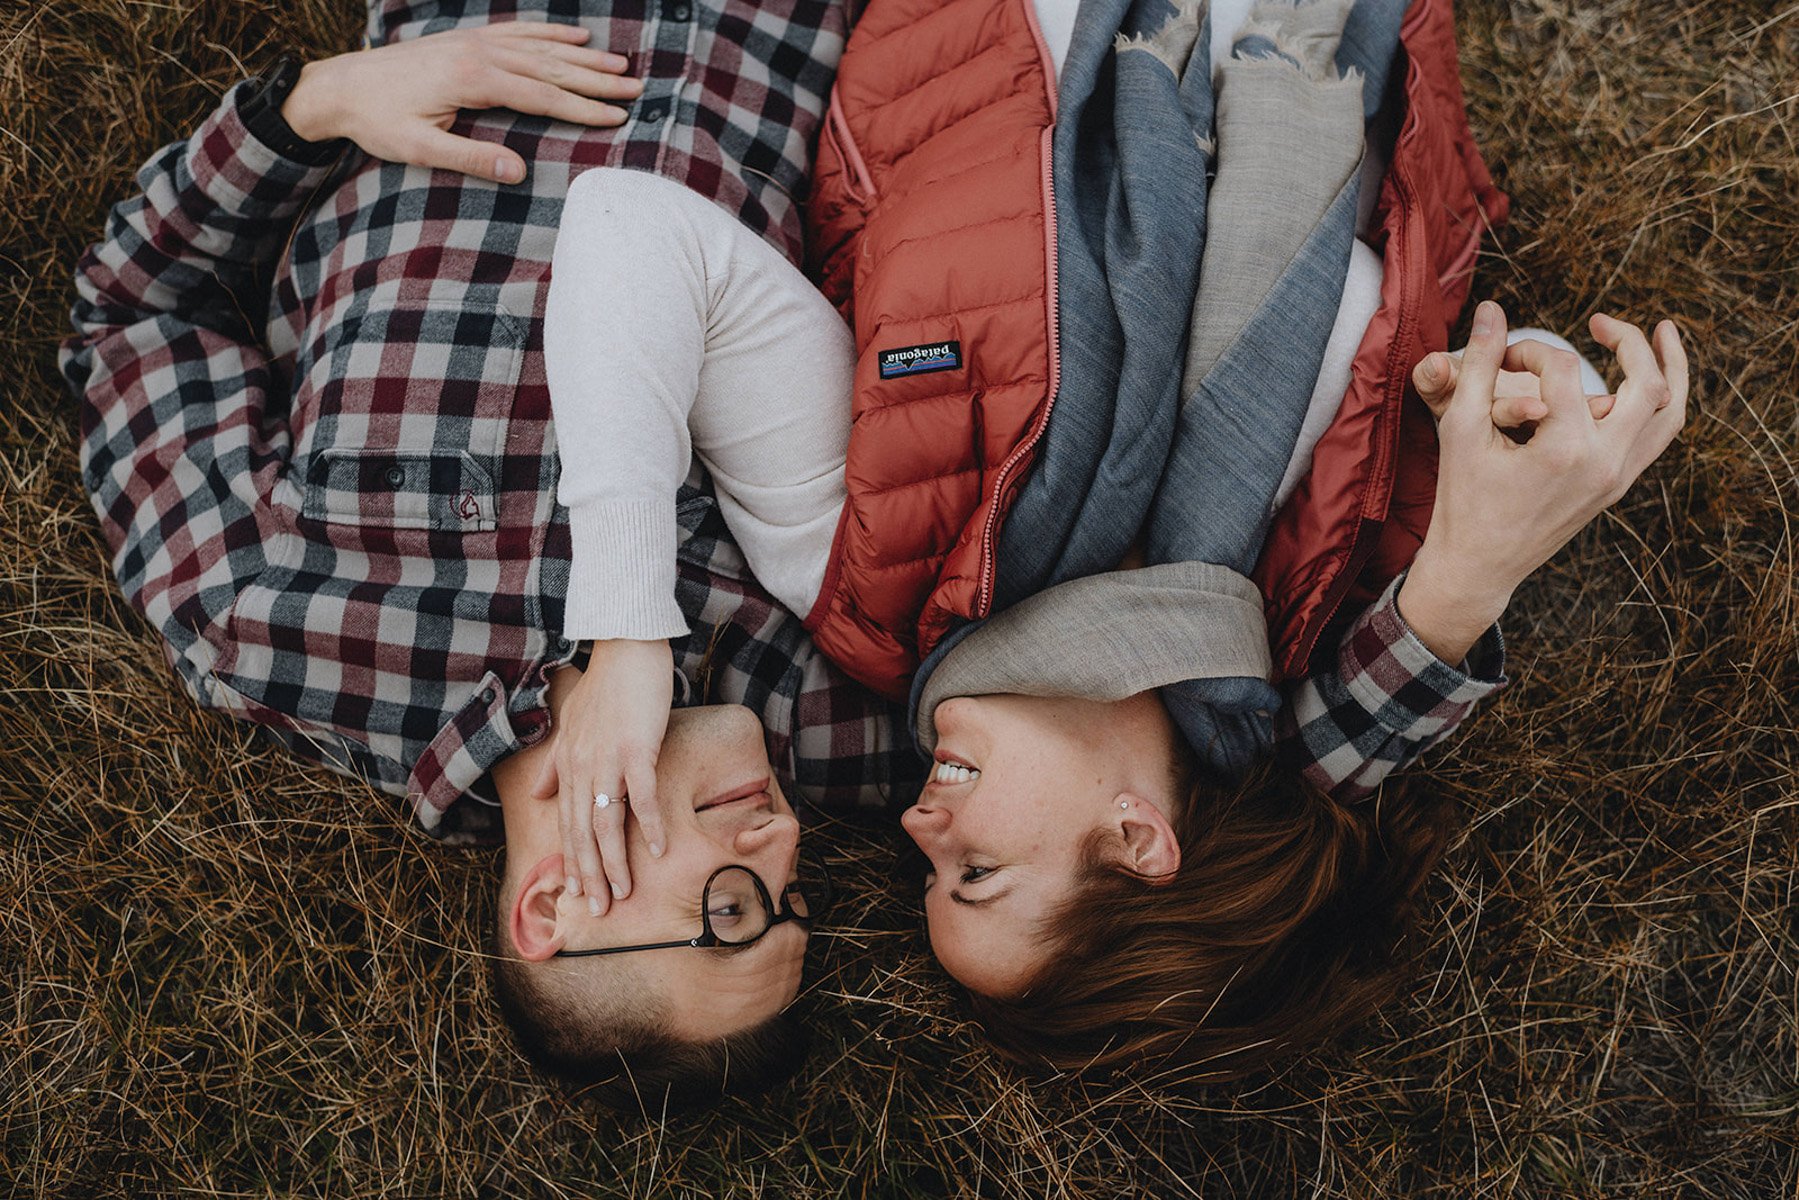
1113, 793, 1181, 881
508, 854, 570, 962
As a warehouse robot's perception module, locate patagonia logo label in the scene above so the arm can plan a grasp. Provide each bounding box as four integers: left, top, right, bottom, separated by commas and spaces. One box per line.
878, 340, 962, 380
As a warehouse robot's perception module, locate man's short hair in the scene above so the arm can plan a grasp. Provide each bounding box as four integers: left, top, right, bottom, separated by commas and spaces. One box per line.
488, 923, 811, 1113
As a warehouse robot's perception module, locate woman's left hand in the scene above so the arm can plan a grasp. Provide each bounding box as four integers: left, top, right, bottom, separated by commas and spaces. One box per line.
530, 639, 674, 914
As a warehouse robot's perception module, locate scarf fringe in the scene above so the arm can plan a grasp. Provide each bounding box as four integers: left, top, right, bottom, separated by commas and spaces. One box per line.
1114, 0, 1210, 79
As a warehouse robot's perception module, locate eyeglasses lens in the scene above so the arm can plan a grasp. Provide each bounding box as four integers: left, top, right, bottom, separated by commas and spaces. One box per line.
705, 867, 773, 945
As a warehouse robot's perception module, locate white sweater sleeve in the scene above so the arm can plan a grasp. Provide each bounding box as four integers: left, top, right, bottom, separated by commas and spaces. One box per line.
543, 171, 704, 642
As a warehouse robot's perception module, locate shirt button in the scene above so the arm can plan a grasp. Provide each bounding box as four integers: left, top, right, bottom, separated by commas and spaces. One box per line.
673, 3, 691, 17
479, 687, 496, 706
384, 465, 406, 488
641, 101, 667, 123
554, 636, 573, 653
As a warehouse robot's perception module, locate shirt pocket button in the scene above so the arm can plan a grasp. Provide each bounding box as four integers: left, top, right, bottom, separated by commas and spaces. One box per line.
383, 465, 407, 488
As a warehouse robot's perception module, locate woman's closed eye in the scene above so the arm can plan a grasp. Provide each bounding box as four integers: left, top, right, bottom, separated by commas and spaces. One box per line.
960, 865, 996, 885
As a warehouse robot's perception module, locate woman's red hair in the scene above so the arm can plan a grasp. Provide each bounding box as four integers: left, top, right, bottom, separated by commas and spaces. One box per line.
968, 762, 1456, 1079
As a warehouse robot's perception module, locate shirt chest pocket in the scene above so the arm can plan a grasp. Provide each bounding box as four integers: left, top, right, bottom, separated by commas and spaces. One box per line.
302, 449, 498, 532
293, 288, 527, 538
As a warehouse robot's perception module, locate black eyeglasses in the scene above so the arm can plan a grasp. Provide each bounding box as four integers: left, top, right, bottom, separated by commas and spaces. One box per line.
552, 855, 835, 959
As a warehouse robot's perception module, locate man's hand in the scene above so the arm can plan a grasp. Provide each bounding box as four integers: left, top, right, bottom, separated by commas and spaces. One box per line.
1398, 302, 1688, 664
282, 23, 643, 184
531, 640, 674, 915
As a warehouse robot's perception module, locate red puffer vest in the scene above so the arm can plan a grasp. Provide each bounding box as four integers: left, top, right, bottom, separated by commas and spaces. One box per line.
806, 0, 1508, 700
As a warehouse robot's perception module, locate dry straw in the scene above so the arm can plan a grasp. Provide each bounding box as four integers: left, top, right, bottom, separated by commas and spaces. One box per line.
3, 1, 1795, 1196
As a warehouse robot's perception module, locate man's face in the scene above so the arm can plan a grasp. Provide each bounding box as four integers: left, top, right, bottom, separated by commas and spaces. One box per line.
506, 703, 808, 1039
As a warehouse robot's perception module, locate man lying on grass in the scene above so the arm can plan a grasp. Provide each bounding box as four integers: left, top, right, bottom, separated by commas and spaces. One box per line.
61, 7, 911, 1110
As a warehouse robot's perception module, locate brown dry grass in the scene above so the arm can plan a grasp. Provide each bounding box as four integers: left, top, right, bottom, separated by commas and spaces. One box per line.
3, 1, 1796, 1196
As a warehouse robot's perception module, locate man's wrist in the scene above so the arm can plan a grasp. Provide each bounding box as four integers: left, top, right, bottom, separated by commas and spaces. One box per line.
1396, 548, 1512, 666
280, 59, 345, 145
237, 54, 350, 166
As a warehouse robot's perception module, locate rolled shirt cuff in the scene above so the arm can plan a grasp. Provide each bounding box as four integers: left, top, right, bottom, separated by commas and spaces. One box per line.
1338, 573, 1508, 742
561, 498, 690, 642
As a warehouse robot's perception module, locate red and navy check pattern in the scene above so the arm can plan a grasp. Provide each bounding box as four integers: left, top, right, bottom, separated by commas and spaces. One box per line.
1279, 575, 1508, 800
61, 1, 920, 840
62, 3, 1501, 838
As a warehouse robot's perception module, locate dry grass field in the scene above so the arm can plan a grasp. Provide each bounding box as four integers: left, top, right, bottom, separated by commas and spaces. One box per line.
3, 1, 1795, 1196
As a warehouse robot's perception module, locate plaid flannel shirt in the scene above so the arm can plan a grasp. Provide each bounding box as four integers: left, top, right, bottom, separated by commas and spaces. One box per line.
1278, 575, 1506, 800
60, 0, 929, 842
63, 1, 1503, 842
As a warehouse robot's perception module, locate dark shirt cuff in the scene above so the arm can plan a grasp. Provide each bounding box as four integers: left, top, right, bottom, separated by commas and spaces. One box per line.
236, 74, 350, 167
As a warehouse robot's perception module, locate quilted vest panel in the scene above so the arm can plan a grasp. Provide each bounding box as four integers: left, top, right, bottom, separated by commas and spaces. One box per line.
805, 0, 1058, 700
1253, 0, 1510, 678
806, 0, 1507, 699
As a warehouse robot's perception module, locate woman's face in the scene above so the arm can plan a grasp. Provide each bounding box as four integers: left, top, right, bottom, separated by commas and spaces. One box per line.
898, 693, 1184, 998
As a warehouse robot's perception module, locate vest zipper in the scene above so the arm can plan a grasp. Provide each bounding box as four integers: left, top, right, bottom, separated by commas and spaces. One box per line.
976, 2, 1061, 616
1286, 154, 1425, 674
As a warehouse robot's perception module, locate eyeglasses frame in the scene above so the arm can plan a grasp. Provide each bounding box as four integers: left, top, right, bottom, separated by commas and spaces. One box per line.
551, 854, 834, 960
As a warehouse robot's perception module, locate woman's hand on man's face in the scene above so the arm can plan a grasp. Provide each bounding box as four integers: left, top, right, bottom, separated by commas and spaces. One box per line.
282, 22, 644, 184
1398, 302, 1688, 664
530, 639, 674, 916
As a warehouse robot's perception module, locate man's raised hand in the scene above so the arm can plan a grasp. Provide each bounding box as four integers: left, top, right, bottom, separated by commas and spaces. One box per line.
530, 639, 673, 916
1396, 302, 1688, 664
282, 22, 644, 184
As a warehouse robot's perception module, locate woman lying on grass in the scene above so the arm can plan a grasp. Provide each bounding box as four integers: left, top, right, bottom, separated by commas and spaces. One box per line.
536, 0, 1688, 1080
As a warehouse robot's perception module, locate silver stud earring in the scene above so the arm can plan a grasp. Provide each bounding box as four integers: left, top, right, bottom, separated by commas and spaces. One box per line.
1119, 800, 1130, 810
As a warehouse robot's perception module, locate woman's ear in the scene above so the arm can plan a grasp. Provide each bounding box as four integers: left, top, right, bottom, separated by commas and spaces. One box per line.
508, 854, 570, 962
1114, 794, 1181, 881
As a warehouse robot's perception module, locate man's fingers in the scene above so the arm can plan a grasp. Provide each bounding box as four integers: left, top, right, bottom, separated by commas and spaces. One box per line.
1443, 301, 1509, 429
496, 45, 645, 101
1490, 391, 1611, 427
482, 20, 597, 47
1413, 352, 1457, 419
1491, 392, 1549, 428
408, 128, 527, 184
1653, 320, 1689, 409
1588, 313, 1659, 386
488, 71, 628, 127
1588, 314, 1668, 436
1623, 326, 1687, 484
531, 43, 645, 90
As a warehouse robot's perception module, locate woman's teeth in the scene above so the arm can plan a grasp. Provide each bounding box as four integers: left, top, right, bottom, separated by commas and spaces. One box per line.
933, 761, 980, 785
